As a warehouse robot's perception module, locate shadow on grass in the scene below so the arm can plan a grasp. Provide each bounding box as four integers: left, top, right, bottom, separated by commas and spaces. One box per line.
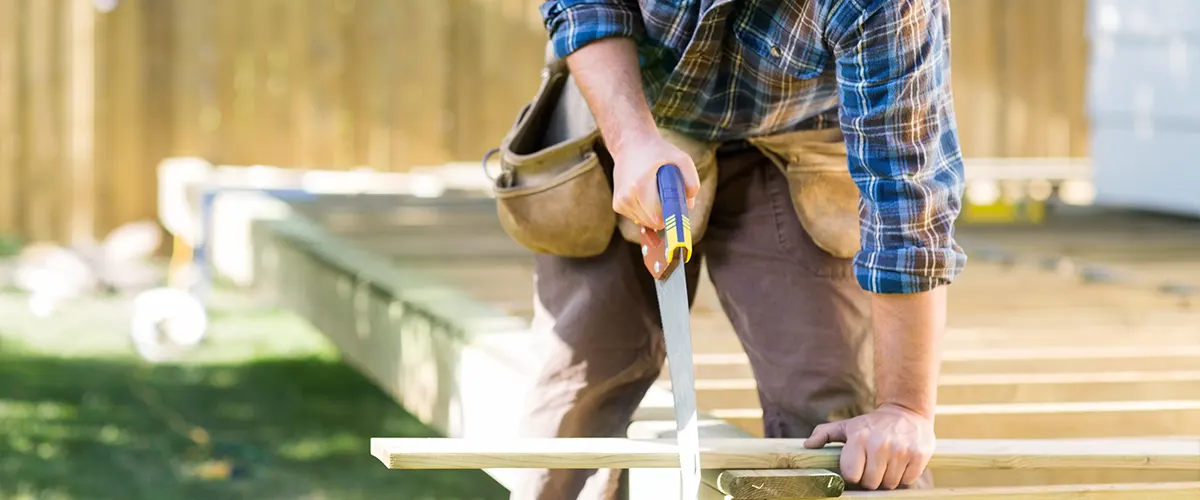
0, 348, 508, 500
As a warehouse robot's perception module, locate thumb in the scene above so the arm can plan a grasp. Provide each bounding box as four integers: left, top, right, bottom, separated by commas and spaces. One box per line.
804, 422, 847, 449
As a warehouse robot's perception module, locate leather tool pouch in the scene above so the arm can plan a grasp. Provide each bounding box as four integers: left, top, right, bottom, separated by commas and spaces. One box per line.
616, 128, 719, 246
748, 127, 862, 259
492, 53, 614, 258
493, 43, 721, 255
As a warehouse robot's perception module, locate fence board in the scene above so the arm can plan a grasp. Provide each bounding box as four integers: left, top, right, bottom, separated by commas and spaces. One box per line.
0, 0, 21, 235
64, 0, 95, 243
98, 0, 147, 237
0, 0, 1094, 242
22, 0, 64, 243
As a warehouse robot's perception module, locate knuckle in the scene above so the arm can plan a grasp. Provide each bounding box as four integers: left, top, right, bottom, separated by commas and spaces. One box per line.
915, 444, 934, 459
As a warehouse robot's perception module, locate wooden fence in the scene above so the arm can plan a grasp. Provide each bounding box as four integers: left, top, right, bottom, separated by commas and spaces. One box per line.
0, 0, 1090, 243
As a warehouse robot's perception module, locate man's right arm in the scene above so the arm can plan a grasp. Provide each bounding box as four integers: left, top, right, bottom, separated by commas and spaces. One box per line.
541, 1, 699, 227
565, 39, 657, 170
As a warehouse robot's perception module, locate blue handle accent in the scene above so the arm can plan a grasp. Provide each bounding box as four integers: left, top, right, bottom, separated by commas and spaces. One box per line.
657, 163, 687, 227
656, 164, 693, 263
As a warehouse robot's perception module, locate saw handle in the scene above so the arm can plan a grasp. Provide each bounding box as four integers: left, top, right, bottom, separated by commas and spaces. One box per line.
656, 163, 693, 264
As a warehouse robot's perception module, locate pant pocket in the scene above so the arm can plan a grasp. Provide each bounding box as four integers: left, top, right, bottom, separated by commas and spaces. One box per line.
748, 128, 862, 259
616, 128, 719, 245
492, 58, 615, 258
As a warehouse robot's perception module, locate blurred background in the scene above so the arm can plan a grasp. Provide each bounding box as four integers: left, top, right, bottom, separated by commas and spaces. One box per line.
0, 1, 1197, 499
0, 0, 1095, 243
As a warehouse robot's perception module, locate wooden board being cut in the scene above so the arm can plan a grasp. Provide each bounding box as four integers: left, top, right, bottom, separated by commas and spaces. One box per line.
370, 437, 1200, 471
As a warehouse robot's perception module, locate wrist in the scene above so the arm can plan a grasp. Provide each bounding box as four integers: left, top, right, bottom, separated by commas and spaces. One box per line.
877, 400, 935, 421
609, 121, 660, 162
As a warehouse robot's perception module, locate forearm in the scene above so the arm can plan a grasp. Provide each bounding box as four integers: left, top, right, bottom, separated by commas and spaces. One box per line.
565, 37, 657, 155
870, 286, 948, 419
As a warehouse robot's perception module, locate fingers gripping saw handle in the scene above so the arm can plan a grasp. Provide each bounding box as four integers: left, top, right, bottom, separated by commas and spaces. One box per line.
641, 164, 693, 280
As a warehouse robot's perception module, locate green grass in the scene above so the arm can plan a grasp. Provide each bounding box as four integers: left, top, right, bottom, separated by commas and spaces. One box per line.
0, 284, 508, 500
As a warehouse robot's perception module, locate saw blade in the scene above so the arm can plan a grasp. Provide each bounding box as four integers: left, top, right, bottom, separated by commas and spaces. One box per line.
654, 268, 701, 500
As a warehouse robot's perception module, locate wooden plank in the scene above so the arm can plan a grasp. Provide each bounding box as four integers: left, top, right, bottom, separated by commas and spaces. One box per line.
341, 0, 367, 168
264, 0, 295, 166
22, 0, 62, 241
0, 0, 20, 234
667, 348, 1200, 380
939, 371, 1200, 405
369, 436, 1200, 471
401, 0, 450, 166
285, 0, 313, 167
704, 468, 844, 499
931, 467, 1200, 489
687, 326, 1200, 354
636, 401, 1200, 487
948, 0, 1001, 157
169, 0, 208, 158
676, 371, 1200, 407
139, 0, 175, 233
703, 481, 1200, 499
696, 401, 1200, 439
840, 482, 1200, 499
213, 0, 240, 163
356, 0, 396, 171
1060, 0, 1090, 157
65, 0, 96, 242
101, 0, 146, 235
444, 0, 482, 161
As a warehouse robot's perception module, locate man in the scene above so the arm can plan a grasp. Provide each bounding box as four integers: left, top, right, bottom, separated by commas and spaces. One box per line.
510, 0, 967, 498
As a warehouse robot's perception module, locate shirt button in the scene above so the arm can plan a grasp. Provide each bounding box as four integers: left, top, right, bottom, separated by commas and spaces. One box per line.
770, 45, 781, 57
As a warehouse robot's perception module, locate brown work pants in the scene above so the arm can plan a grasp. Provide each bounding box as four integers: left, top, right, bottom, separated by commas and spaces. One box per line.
508, 143, 881, 500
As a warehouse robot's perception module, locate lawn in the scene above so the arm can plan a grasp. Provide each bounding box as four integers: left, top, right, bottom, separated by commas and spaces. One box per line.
0, 279, 508, 500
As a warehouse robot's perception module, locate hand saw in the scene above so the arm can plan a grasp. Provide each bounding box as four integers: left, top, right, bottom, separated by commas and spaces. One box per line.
640, 163, 701, 500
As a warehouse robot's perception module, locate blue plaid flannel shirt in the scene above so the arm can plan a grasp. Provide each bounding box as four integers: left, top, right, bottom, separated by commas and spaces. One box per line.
540, 0, 968, 294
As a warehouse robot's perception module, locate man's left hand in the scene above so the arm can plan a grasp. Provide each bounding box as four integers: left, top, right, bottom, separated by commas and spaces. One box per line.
802, 404, 935, 490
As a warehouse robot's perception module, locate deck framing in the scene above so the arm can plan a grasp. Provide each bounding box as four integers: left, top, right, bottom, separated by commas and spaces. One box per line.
201, 170, 1200, 499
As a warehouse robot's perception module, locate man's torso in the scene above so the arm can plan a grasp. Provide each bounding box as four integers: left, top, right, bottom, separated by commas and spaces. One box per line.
634, 0, 845, 141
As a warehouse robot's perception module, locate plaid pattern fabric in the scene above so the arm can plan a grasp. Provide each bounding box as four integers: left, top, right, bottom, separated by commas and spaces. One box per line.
540, 0, 967, 294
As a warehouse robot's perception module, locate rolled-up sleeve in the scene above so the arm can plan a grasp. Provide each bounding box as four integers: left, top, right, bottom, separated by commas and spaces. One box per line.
540, 1, 644, 59
829, 0, 968, 294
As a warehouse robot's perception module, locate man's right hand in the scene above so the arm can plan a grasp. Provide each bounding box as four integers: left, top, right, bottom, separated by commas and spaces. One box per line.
611, 135, 700, 230
562, 37, 700, 230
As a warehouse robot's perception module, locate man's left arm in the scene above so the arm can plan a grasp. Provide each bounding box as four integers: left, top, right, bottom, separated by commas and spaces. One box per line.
802, 0, 968, 491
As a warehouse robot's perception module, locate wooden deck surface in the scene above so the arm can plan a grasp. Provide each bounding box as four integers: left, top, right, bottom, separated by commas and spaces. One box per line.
256, 195, 1200, 492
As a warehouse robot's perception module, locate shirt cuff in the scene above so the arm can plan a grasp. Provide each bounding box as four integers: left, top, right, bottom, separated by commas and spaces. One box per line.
541, 1, 644, 60
853, 246, 968, 294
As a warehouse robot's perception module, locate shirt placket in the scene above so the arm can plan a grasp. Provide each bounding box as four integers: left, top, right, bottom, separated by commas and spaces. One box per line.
651, 0, 737, 122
